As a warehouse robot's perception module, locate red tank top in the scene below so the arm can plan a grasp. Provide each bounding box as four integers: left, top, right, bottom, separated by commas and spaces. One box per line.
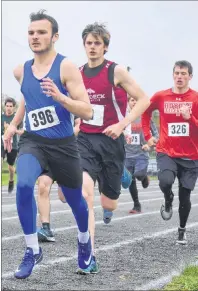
80, 60, 128, 133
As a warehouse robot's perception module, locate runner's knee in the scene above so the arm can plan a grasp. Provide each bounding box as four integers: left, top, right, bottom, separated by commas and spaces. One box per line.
158, 170, 175, 189
82, 171, 94, 206
38, 176, 52, 197
101, 194, 117, 211
135, 170, 146, 181
16, 154, 42, 199
38, 182, 50, 197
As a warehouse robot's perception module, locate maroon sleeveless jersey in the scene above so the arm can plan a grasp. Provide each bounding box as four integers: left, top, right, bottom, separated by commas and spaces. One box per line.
79, 60, 128, 133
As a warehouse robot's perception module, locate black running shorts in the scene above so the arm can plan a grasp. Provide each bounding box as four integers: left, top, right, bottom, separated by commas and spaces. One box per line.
77, 131, 125, 200
157, 152, 198, 190
18, 132, 82, 188
1, 148, 18, 166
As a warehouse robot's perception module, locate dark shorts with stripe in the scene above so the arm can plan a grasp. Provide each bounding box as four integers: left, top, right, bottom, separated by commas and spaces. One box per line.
125, 155, 148, 180
77, 131, 125, 200
1, 148, 18, 166
157, 152, 198, 190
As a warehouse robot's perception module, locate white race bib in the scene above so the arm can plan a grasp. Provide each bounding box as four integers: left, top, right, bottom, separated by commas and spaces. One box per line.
83, 104, 104, 126
28, 106, 60, 131
168, 122, 189, 136
131, 134, 140, 145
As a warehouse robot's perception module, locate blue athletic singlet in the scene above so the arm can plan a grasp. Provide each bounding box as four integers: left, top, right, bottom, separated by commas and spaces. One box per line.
21, 53, 73, 138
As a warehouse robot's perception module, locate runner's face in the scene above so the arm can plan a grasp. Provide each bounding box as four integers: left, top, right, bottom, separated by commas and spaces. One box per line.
5, 102, 14, 115
28, 20, 58, 54
128, 97, 136, 109
84, 33, 108, 61
173, 66, 192, 90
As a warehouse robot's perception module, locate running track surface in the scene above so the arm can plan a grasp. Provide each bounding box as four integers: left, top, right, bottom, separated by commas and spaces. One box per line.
2, 180, 198, 290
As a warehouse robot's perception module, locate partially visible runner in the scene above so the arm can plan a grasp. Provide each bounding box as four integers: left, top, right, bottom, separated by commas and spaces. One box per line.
125, 95, 159, 214
142, 60, 198, 245
37, 116, 80, 242
3, 10, 93, 279
37, 114, 132, 239
1, 97, 24, 192
76, 22, 150, 273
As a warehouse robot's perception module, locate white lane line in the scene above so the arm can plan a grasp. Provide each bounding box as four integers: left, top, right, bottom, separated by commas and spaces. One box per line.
1, 183, 185, 198
2, 187, 160, 199
2, 181, 197, 195
135, 269, 183, 290
137, 255, 198, 290
2, 204, 198, 241
2, 193, 198, 221
2, 186, 198, 208
2, 222, 198, 279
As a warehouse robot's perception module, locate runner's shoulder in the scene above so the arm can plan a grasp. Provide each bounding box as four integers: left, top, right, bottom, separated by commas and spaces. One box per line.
60, 58, 82, 80
61, 58, 77, 69
188, 88, 198, 100
153, 88, 172, 97
13, 64, 24, 82
150, 89, 171, 102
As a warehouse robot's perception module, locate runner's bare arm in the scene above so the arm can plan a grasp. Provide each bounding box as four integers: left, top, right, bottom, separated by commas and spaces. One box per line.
9, 96, 25, 128
142, 93, 160, 146
10, 65, 25, 127
73, 117, 81, 136
61, 60, 93, 121
16, 128, 25, 136
114, 65, 150, 127
13, 64, 24, 85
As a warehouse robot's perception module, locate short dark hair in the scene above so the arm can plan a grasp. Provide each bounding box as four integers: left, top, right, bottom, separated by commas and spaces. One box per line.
82, 22, 111, 54
4, 97, 16, 107
173, 60, 193, 75
29, 9, 58, 36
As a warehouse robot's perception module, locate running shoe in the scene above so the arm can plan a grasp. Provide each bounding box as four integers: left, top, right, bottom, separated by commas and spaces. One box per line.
160, 191, 174, 221
37, 227, 55, 242
176, 227, 187, 245
8, 180, 14, 193
14, 247, 43, 279
121, 167, 132, 189
129, 202, 142, 214
77, 236, 94, 273
103, 209, 113, 224
77, 255, 99, 274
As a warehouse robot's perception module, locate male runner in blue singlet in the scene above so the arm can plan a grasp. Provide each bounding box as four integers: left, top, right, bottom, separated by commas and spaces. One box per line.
3, 10, 93, 279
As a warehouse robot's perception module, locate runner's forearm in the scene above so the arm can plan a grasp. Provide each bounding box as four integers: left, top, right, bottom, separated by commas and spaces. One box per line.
58, 94, 93, 121
119, 98, 150, 129
10, 100, 25, 128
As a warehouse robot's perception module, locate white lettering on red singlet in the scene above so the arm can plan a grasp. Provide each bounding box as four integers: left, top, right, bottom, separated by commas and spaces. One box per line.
164, 102, 192, 116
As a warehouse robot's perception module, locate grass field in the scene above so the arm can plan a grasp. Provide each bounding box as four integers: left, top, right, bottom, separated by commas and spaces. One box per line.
2, 172, 17, 186
163, 265, 198, 291
1, 161, 17, 186
1, 160, 158, 186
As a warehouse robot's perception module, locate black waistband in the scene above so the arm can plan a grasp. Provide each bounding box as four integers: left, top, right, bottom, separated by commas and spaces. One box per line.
21, 131, 76, 145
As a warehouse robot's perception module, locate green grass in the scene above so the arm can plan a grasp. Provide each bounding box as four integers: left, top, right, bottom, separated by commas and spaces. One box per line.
1, 160, 158, 186
1, 172, 17, 186
163, 266, 198, 291
1, 161, 17, 186
148, 175, 158, 180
